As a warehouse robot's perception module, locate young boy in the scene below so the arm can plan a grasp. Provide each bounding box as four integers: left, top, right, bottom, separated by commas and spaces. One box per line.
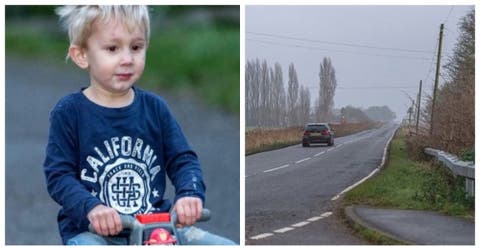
43, 5, 235, 245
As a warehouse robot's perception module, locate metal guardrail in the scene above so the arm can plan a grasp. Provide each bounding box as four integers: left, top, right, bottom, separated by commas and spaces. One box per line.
424, 147, 475, 197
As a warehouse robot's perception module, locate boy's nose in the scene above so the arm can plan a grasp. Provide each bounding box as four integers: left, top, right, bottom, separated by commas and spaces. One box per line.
120, 50, 134, 65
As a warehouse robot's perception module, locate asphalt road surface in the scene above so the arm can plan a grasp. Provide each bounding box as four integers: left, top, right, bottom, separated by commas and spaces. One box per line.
246, 123, 398, 245
5, 55, 239, 244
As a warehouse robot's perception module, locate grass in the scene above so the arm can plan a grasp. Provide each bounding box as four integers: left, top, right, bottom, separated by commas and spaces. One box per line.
5, 20, 239, 114
5, 23, 68, 60
342, 128, 474, 244
344, 131, 425, 209
143, 26, 239, 113
245, 127, 303, 155
345, 129, 474, 218
344, 128, 474, 218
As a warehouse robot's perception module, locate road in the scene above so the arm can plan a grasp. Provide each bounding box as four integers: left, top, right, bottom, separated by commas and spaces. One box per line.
5, 55, 239, 244
245, 123, 398, 244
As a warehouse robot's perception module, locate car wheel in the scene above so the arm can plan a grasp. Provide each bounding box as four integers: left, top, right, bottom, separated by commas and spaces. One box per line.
302, 142, 309, 147
328, 139, 334, 146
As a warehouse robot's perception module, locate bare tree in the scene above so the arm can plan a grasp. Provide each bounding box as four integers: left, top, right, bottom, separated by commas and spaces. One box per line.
259, 60, 270, 127
420, 8, 474, 154
435, 9, 474, 153
443, 9, 475, 85
245, 59, 260, 127
287, 63, 299, 126
317, 57, 337, 122
245, 59, 288, 128
298, 85, 311, 125
271, 63, 286, 127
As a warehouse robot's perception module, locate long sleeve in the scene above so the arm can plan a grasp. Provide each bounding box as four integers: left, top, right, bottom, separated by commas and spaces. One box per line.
161, 103, 206, 204
43, 100, 103, 228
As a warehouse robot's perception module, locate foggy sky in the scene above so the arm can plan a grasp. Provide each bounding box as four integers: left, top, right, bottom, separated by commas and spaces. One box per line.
246, 5, 473, 121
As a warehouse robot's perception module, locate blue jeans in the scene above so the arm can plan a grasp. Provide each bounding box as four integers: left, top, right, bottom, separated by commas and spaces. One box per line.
66, 227, 236, 245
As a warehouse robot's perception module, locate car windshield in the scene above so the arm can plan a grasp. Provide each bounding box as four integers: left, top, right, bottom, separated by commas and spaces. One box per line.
306, 125, 328, 132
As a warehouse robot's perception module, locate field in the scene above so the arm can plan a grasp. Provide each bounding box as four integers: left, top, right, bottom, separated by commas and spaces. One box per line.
245, 122, 379, 155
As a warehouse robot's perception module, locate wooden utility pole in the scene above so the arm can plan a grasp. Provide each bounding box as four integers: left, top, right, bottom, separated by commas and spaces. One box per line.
416, 80, 422, 134
430, 24, 444, 136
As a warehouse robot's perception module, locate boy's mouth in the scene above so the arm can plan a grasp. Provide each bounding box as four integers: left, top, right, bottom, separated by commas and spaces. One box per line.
116, 73, 133, 81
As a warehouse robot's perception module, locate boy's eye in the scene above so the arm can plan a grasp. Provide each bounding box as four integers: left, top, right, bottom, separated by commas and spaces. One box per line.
132, 44, 144, 51
107, 46, 117, 52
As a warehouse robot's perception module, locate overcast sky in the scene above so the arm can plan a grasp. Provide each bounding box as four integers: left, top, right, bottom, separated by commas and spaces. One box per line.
246, 5, 473, 121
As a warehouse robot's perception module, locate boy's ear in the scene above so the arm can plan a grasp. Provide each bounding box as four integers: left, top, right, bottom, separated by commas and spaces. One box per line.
68, 45, 89, 69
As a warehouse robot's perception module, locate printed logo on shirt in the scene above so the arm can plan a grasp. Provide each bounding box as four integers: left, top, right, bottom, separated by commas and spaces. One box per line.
98, 158, 152, 214
81, 136, 163, 215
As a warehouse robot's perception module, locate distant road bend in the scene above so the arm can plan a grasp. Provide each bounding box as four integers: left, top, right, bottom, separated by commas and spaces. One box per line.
246, 123, 398, 245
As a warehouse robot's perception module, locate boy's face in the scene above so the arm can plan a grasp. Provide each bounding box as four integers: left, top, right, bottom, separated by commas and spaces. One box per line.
82, 19, 146, 94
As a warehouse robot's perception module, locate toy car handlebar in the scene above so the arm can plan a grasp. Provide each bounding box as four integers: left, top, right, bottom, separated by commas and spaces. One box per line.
88, 208, 211, 245
88, 214, 136, 233
171, 208, 211, 225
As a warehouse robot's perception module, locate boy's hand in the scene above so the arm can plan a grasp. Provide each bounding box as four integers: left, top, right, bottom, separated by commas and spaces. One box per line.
87, 204, 122, 236
174, 197, 203, 227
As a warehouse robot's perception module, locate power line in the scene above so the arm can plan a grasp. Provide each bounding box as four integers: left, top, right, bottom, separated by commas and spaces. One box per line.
247, 31, 435, 54
423, 38, 439, 84
443, 6, 455, 24
247, 38, 432, 61
307, 85, 418, 90
338, 86, 418, 90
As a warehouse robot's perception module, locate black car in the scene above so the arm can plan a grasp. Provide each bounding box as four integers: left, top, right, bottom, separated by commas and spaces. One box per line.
302, 123, 334, 147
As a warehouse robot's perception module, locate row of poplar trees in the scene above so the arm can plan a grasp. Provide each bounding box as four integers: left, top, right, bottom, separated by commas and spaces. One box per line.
246, 57, 337, 128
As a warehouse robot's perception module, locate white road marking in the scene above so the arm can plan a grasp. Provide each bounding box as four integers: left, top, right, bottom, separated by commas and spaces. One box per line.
335, 144, 343, 148
295, 157, 311, 164
307, 216, 323, 222
291, 221, 310, 227
263, 164, 290, 173
250, 233, 274, 240
320, 211, 333, 217
248, 211, 333, 240
380, 130, 396, 168
314, 151, 325, 157
331, 127, 397, 201
274, 227, 295, 233
326, 148, 334, 152
331, 168, 379, 201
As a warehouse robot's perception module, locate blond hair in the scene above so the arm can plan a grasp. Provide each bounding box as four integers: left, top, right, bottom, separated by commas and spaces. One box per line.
56, 5, 150, 49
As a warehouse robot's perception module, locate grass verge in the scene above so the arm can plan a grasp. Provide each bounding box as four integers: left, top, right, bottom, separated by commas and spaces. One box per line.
341, 127, 474, 244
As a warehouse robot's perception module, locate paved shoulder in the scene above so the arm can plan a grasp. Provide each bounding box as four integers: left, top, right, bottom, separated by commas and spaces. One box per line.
345, 205, 474, 245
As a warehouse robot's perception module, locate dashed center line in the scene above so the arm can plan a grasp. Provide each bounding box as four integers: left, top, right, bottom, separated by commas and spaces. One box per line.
307, 216, 323, 222
291, 221, 310, 227
250, 142, 350, 178
314, 151, 325, 157
249, 211, 333, 240
250, 233, 274, 240
274, 227, 294, 233
320, 211, 333, 217
295, 157, 311, 164
263, 164, 290, 173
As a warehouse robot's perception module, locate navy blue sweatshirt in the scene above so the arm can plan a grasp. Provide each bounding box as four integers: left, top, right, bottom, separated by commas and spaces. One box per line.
43, 87, 205, 244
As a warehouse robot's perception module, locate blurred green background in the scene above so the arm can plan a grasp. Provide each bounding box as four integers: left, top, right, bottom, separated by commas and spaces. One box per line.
6, 6, 240, 114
